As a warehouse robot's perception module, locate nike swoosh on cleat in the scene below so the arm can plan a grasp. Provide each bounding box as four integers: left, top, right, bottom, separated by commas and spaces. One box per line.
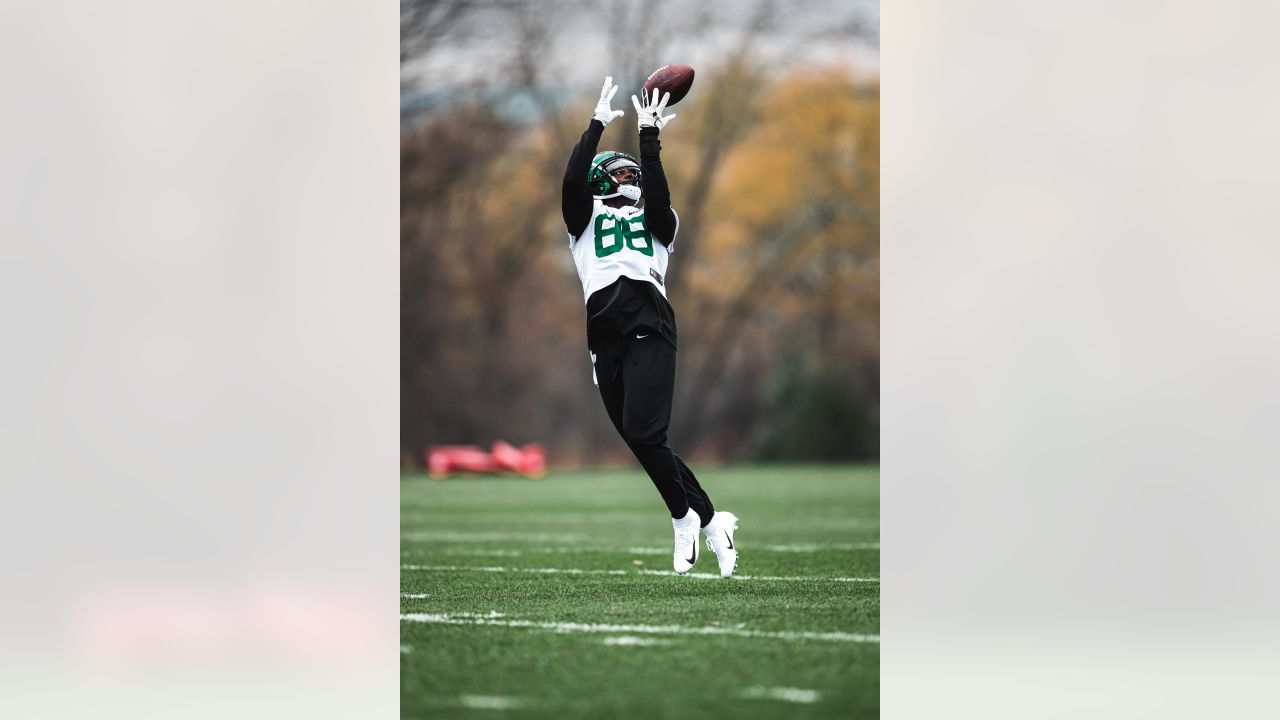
687, 542, 696, 564
724, 531, 734, 550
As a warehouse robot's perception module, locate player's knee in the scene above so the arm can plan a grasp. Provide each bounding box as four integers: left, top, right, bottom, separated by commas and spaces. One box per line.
621, 421, 666, 448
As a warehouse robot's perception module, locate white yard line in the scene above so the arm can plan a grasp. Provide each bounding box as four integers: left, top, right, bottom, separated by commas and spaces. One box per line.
401, 613, 879, 643
403, 532, 879, 551
636, 569, 878, 582
804, 518, 880, 529
403, 564, 629, 576
603, 635, 669, 646
459, 695, 521, 710
401, 564, 878, 583
761, 542, 879, 551
740, 686, 822, 703
412, 543, 878, 556
402, 593, 430, 599
441, 548, 527, 557
401, 531, 589, 543
626, 543, 879, 553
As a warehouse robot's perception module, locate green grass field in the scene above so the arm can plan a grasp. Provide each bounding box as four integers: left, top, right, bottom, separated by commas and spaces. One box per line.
401, 464, 879, 719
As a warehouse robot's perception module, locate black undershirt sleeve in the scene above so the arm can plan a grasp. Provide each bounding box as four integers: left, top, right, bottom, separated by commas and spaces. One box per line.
638, 126, 677, 246
562, 119, 605, 238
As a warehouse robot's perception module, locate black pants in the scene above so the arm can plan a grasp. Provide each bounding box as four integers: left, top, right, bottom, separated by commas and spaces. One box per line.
592, 332, 715, 524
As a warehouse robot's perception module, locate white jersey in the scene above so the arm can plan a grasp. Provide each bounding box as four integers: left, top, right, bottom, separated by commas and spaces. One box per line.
569, 200, 678, 302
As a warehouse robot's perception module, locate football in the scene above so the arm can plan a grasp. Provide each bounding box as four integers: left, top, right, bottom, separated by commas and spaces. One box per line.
644, 64, 695, 106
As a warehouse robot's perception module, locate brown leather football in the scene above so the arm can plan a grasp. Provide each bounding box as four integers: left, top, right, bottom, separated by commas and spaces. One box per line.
643, 64, 695, 106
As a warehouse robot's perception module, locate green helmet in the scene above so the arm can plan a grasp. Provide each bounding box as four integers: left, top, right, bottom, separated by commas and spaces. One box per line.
588, 151, 643, 204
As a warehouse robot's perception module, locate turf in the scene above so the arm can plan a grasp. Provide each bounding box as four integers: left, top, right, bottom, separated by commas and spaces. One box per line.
401, 464, 879, 719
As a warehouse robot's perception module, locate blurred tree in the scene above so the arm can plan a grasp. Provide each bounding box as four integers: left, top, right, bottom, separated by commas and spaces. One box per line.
400, 1, 879, 468
748, 354, 879, 461
669, 70, 880, 456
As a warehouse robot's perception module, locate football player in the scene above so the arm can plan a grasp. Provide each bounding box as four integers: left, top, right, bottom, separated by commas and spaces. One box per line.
561, 76, 738, 577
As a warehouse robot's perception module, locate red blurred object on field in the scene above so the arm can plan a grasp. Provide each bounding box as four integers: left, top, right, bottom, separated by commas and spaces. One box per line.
427, 441, 546, 479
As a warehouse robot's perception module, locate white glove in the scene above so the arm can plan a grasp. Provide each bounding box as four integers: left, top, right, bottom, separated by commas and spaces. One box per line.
631, 87, 676, 130
593, 76, 624, 126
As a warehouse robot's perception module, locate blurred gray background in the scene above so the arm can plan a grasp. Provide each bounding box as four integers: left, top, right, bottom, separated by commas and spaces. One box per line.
1, 0, 1279, 717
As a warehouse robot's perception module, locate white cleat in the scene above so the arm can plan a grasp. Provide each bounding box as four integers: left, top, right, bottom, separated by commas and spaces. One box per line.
672, 509, 701, 574
702, 511, 739, 577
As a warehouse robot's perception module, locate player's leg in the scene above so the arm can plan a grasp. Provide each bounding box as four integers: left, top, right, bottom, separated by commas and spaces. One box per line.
675, 452, 737, 578
616, 335, 706, 573
673, 453, 714, 525
590, 336, 628, 441
623, 360, 734, 578
614, 337, 691, 520
593, 335, 694, 524
616, 336, 688, 515
615, 343, 715, 524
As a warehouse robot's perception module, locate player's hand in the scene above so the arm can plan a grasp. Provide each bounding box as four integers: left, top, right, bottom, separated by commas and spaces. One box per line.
631, 87, 676, 130
593, 76, 625, 126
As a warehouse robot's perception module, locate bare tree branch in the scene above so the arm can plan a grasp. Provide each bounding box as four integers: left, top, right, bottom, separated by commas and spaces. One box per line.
401, 0, 473, 63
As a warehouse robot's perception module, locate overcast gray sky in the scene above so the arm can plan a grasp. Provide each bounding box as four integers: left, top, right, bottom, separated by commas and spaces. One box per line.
401, 0, 880, 94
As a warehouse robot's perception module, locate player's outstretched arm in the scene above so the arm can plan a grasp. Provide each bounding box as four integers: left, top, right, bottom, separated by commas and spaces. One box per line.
633, 88, 678, 247
562, 76, 623, 238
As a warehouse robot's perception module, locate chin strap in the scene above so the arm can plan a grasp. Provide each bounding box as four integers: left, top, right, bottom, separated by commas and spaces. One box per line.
595, 185, 642, 206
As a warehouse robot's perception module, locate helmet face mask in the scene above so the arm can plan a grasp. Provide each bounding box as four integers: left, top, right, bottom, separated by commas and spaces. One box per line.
589, 151, 643, 205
